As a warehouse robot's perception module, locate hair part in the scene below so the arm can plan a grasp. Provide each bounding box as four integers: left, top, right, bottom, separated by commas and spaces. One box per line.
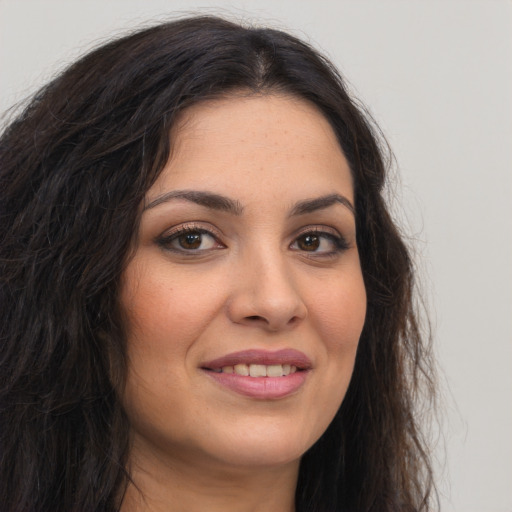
0, 15, 437, 512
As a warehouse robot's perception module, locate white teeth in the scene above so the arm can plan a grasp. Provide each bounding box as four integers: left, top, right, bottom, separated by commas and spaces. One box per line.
266, 364, 283, 377
233, 364, 249, 376
249, 364, 267, 377
218, 363, 300, 377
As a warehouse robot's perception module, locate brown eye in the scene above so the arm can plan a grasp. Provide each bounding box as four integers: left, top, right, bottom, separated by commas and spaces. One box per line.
178, 232, 203, 250
158, 228, 222, 253
297, 234, 320, 251
290, 230, 348, 255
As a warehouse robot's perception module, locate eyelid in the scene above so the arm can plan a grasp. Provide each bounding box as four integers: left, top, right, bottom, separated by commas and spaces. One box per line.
290, 225, 350, 254
293, 225, 342, 239
156, 222, 225, 252
159, 221, 223, 240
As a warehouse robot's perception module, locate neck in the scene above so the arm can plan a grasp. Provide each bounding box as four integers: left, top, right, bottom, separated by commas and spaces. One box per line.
120, 441, 299, 512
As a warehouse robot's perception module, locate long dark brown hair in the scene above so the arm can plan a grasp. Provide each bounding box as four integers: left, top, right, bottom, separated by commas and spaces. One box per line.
0, 15, 437, 512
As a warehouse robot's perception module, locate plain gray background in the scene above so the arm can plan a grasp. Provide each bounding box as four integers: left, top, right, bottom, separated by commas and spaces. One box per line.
1, 1, 511, 510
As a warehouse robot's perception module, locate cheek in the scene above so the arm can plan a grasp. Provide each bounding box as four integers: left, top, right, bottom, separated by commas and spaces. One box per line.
120, 259, 224, 357
312, 271, 367, 348
295, 270, 366, 443
311, 270, 366, 400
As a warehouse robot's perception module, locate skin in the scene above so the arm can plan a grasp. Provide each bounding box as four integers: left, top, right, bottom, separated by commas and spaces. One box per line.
119, 93, 367, 512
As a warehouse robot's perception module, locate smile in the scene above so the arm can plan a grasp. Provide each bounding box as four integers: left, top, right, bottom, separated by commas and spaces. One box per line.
201, 349, 311, 399
210, 363, 298, 377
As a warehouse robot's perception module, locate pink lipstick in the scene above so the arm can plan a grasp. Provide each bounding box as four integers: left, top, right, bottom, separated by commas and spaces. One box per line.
201, 349, 311, 399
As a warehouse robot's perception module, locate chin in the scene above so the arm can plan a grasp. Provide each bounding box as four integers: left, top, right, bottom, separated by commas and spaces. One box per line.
212, 442, 304, 469
201, 421, 320, 469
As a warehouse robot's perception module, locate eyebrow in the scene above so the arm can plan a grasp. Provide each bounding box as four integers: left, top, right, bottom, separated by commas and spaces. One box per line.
144, 190, 244, 215
144, 190, 354, 217
289, 194, 355, 217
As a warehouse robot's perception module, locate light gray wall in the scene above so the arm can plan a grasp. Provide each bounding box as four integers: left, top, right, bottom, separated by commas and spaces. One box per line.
1, 1, 511, 510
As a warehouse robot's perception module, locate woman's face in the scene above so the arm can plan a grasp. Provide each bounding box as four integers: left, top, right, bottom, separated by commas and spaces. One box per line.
120, 94, 366, 473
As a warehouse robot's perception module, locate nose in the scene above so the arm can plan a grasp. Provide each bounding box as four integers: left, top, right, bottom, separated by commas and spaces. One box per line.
226, 251, 308, 331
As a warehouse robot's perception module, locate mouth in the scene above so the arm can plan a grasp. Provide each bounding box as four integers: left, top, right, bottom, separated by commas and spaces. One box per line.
201, 348, 311, 374
200, 349, 311, 399
206, 363, 300, 377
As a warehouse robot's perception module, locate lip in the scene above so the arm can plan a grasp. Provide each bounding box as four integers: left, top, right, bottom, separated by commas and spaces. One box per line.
200, 349, 312, 400
201, 349, 312, 370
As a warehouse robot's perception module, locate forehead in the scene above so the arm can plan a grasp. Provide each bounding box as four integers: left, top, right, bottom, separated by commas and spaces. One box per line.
150, 93, 353, 203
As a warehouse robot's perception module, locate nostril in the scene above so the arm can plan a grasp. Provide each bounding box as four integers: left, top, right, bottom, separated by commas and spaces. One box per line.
246, 315, 262, 321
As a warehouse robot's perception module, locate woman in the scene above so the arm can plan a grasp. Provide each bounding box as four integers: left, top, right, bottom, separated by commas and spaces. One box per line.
0, 15, 437, 512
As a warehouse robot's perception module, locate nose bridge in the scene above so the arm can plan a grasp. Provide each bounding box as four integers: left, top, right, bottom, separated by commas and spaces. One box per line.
227, 242, 307, 330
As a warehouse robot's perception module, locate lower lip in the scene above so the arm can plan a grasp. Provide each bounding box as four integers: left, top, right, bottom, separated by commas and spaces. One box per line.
203, 370, 309, 399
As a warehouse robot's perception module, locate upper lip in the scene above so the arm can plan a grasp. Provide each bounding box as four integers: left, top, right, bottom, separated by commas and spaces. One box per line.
201, 349, 312, 370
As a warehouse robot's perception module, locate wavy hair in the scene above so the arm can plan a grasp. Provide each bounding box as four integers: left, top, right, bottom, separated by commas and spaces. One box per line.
0, 15, 437, 512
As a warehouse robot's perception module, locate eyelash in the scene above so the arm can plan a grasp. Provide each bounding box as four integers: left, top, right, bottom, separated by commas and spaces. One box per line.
156, 224, 224, 254
290, 227, 350, 257
156, 223, 349, 257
